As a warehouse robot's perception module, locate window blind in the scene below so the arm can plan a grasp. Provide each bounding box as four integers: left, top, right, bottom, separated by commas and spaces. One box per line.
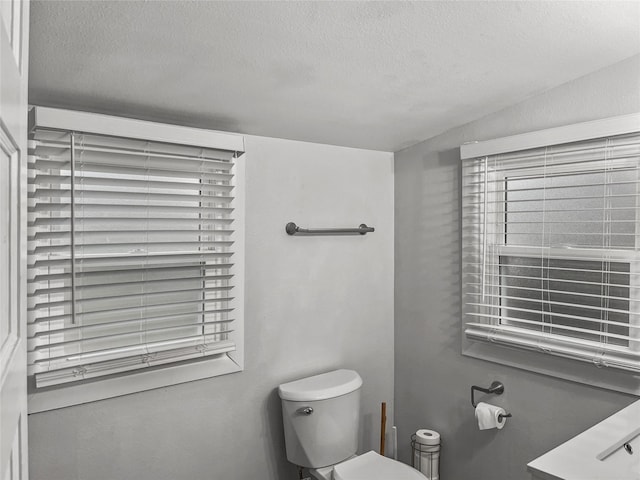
28, 127, 240, 387
462, 131, 640, 372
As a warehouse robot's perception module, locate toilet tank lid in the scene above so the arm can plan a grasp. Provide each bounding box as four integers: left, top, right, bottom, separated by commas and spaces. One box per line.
278, 369, 363, 401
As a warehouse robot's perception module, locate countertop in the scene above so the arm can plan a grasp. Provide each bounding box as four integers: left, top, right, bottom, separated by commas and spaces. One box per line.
527, 398, 640, 480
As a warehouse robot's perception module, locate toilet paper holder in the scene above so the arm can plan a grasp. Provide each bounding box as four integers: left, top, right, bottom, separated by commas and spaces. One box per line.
471, 381, 512, 420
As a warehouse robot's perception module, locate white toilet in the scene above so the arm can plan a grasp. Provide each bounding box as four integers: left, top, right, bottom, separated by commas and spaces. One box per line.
278, 369, 426, 480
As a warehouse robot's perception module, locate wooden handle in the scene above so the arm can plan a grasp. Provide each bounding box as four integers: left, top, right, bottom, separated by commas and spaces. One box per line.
380, 402, 387, 456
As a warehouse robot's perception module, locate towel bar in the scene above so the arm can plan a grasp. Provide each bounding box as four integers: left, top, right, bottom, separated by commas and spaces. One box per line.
285, 222, 374, 236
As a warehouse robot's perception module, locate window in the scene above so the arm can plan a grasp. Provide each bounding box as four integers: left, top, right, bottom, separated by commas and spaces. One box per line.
461, 115, 640, 389
27, 107, 244, 411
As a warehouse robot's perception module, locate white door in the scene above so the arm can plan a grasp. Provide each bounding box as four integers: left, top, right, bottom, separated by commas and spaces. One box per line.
0, 1, 29, 479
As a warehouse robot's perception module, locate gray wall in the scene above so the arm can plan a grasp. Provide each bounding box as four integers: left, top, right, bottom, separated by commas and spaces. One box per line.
28, 135, 395, 480
394, 54, 640, 480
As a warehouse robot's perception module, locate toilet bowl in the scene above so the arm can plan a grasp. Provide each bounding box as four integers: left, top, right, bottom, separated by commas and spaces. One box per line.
278, 369, 427, 480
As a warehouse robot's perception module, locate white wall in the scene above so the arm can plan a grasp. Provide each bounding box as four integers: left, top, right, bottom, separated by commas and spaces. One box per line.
28, 135, 395, 480
394, 54, 640, 480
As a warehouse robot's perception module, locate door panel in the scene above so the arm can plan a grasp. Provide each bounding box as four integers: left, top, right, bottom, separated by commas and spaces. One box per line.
0, 131, 18, 375
0, 1, 29, 479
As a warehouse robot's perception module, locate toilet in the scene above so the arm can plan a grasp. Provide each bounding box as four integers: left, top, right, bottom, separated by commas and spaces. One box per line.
278, 369, 426, 480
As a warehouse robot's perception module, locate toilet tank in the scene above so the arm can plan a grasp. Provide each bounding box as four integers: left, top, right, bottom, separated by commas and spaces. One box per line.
278, 369, 363, 468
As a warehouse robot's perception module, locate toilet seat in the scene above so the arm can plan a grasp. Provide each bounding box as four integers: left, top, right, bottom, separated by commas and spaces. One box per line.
333, 451, 427, 480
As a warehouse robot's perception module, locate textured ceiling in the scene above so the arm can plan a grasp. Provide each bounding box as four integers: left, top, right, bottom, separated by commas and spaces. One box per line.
29, 1, 640, 152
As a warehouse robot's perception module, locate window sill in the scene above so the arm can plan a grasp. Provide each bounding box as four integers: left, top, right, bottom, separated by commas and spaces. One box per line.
462, 337, 640, 396
27, 352, 242, 413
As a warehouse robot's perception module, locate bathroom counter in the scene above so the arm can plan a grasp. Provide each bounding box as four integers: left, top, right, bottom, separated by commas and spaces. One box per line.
527, 398, 640, 480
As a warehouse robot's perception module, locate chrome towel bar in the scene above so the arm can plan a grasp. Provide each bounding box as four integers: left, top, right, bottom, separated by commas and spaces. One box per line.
285, 222, 375, 236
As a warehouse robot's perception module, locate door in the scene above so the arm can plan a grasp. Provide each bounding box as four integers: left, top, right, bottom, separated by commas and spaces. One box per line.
0, 1, 29, 479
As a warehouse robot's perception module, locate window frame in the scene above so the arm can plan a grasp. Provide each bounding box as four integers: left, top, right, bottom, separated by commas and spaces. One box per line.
27, 107, 245, 413
460, 113, 640, 395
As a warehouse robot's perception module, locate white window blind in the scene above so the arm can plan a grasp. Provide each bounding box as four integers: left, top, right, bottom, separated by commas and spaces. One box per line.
462, 130, 640, 373
28, 126, 242, 388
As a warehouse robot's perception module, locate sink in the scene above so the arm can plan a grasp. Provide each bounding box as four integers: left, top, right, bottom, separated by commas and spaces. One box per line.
597, 427, 640, 476
528, 399, 640, 480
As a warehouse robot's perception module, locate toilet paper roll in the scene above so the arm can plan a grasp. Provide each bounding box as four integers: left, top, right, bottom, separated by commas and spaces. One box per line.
413, 429, 440, 480
475, 402, 507, 430
415, 429, 440, 446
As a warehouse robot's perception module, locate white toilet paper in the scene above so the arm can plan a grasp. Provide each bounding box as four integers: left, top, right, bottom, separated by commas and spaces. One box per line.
413, 429, 440, 480
415, 429, 440, 446
475, 402, 507, 430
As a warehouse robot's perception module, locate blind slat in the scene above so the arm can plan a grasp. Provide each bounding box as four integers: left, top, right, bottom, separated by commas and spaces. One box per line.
464, 149, 640, 174
32, 189, 234, 203
29, 296, 234, 315
464, 177, 640, 191
463, 163, 640, 187
467, 285, 635, 301
31, 254, 234, 269
34, 333, 233, 366
32, 269, 232, 285
31, 138, 235, 165
466, 306, 637, 331
31, 314, 234, 337
467, 314, 639, 345
32, 322, 234, 350
464, 324, 640, 373
34, 340, 236, 388
31, 241, 233, 255
32, 174, 233, 191
30, 307, 234, 326
30, 229, 233, 241
30, 217, 234, 228
31, 158, 234, 180
31, 285, 233, 307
